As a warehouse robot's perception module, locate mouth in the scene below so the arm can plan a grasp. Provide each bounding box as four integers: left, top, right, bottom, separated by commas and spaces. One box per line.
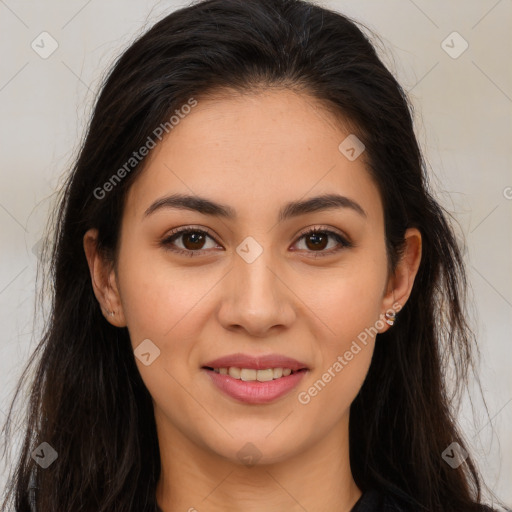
201, 362, 309, 404
201, 353, 310, 404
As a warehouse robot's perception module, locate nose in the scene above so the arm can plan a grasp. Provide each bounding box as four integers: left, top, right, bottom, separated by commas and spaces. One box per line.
216, 249, 296, 338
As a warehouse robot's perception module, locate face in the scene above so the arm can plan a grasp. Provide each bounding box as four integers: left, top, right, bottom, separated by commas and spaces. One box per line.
85, 88, 418, 467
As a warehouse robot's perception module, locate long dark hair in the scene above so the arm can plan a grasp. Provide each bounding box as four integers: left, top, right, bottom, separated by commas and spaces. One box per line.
1, 1, 505, 510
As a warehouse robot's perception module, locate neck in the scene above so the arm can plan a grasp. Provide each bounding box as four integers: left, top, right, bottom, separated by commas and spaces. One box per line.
155, 409, 362, 512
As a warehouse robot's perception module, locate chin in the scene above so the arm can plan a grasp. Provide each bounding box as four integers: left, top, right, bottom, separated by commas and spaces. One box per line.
200, 427, 307, 467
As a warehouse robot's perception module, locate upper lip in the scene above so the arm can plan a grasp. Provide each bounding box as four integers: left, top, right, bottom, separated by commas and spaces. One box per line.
203, 353, 309, 371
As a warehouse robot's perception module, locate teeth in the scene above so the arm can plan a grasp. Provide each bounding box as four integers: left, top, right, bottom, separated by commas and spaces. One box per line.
214, 367, 298, 381
253, 368, 274, 382
240, 368, 257, 381
228, 367, 241, 379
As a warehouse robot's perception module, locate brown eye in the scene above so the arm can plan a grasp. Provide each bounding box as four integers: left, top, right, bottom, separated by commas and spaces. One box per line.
304, 231, 329, 251
293, 228, 352, 256
161, 228, 221, 257
180, 231, 207, 250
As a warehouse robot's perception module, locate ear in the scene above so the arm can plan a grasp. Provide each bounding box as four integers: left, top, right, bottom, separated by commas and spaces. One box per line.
379, 227, 422, 333
83, 228, 126, 327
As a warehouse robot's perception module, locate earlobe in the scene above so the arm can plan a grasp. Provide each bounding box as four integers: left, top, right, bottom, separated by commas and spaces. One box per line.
83, 229, 127, 327
379, 227, 422, 332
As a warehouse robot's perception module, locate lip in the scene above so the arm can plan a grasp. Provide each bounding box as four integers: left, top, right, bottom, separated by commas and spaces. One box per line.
202, 353, 309, 372
203, 367, 308, 404
202, 353, 309, 405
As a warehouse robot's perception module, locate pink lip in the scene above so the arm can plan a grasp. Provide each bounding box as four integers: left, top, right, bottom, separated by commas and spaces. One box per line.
202, 353, 309, 405
203, 353, 308, 372
204, 368, 308, 404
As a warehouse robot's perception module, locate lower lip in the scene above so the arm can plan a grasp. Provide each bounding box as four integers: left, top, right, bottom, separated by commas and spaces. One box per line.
203, 368, 307, 404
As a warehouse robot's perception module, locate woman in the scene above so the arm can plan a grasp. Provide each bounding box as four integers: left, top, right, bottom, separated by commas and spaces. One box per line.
1, 0, 509, 511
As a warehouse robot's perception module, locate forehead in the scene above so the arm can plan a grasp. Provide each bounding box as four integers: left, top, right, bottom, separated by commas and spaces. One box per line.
124, 88, 383, 225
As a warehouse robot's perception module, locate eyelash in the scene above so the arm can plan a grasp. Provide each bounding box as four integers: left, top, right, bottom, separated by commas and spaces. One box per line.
160, 225, 352, 258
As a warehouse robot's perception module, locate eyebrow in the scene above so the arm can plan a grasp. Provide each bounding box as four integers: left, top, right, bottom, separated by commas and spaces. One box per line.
143, 192, 367, 221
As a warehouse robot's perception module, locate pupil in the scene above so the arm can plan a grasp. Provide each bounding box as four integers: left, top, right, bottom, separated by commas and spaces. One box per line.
307, 233, 327, 250
185, 232, 204, 249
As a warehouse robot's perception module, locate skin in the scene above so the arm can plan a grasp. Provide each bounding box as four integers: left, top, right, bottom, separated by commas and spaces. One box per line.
84, 88, 422, 512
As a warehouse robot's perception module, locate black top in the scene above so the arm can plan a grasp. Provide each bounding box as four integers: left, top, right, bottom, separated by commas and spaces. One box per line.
350, 488, 407, 511
156, 489, 506, 511
154, 489, 409, 512
349, 489, 506, 512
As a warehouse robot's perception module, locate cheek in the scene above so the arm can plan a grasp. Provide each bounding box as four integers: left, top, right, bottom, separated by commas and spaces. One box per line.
116, 242, 215, 346
115, 245, 223, 404
298, 252, 388, 348
116, 253, 216, 436
293, 249, 387, 401
294, 278, 383, 432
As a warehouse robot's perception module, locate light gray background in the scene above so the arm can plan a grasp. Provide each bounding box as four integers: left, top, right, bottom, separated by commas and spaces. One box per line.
0, 0, 511, 506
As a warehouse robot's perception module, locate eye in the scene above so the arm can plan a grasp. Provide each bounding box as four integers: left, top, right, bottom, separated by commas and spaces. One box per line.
292, 226, 352, 257
160, 227, 221, 257
160, 225, 352, 257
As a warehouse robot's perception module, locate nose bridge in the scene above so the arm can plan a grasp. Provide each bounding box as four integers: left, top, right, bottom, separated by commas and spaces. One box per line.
218, 239, 295, 335
238, 250, 278, 306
